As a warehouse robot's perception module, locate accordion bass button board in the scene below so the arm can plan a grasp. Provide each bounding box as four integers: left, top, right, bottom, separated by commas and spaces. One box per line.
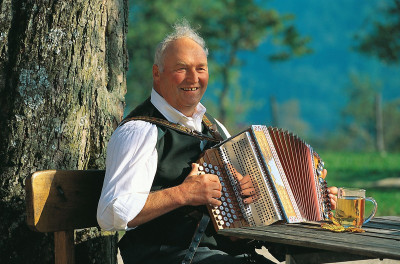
197, 125, 330, 231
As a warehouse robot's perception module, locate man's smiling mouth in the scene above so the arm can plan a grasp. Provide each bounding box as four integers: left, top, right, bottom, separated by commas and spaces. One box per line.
181, 87, 199, 91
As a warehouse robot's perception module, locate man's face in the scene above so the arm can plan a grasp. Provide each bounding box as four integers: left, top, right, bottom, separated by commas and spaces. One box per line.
153, 38, 209, 117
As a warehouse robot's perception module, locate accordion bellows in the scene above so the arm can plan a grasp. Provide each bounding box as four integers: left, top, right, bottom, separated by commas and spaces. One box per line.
197, 125, 330, 231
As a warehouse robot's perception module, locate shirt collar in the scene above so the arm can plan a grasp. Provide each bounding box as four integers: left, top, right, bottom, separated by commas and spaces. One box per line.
150, 88, 206, 132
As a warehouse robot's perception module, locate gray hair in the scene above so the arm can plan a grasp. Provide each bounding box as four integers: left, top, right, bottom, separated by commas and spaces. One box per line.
154, 20, 208, 72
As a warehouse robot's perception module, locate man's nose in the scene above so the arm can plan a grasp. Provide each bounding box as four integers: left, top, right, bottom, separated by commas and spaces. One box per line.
186, 69, 198, 83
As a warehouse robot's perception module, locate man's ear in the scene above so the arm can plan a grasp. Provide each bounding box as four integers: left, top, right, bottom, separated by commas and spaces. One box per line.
153, 64, 160, 81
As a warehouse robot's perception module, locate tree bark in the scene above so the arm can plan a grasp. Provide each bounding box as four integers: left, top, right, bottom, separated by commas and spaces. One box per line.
270, 96, 279, 127
375, 93, 385, 154
0, 0, 128, 263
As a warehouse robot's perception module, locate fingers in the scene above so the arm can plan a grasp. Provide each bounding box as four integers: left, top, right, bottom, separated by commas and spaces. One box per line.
209, 199, 221, 207
239, 175, 252, 189
238, 174, 259, 204
182, 164, 222, 206
327, 186, 338, 210
203, 182, 222, 207
243, 195, 257, 204
227, 164, 243, 182
189, 163, 200, 176
329, 194, 337, 210
241, 187, 256, 197
240, 175, 256, 197
327, 186, 338, 195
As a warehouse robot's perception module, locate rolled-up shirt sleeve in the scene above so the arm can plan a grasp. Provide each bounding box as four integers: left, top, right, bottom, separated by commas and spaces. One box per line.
97, 121, 158, 231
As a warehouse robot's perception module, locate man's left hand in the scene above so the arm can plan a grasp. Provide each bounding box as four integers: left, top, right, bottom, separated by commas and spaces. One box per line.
321, 169, 338, 210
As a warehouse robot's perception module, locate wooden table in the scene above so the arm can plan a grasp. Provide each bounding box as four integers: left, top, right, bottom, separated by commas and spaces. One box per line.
218, 216, 400, 263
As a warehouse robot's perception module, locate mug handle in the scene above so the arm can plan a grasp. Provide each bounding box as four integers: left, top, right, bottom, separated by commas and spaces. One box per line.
363, 197, 378, 224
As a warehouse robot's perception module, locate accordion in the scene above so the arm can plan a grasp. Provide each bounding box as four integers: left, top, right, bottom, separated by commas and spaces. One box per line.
197, 125, 330, 231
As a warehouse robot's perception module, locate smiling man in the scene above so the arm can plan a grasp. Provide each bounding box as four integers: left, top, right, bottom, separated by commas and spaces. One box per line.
96, 21, 268, 264
153, 37, 209, 117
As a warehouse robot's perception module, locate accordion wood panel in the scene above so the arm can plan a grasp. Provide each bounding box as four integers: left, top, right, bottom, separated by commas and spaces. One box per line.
197, 125, 330, 231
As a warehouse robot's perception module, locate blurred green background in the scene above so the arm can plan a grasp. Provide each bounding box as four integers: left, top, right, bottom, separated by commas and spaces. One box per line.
126, 0, 400, 215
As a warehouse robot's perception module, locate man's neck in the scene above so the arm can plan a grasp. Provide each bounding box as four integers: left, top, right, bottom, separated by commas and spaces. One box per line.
150, 88, 206, 129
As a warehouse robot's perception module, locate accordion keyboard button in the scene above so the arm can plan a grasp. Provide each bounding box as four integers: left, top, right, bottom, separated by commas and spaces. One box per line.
214, 166, 219, 170
199, 166, 204, 171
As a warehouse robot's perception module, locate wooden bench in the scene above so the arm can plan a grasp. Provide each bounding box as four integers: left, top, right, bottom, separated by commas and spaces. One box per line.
25, 170, 106, 264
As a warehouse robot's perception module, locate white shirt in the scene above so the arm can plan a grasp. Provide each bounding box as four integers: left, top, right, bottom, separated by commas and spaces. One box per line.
97, 89, 229, 231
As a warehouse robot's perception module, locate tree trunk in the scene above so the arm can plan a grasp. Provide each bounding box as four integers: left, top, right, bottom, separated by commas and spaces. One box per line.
0, 0, 128, 263
375, 93, 385, 154
270, 96, 279, 127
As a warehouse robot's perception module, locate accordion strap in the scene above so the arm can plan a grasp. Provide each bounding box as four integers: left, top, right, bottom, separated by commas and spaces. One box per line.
181, 213, 210, 264
120, 115, 223, 142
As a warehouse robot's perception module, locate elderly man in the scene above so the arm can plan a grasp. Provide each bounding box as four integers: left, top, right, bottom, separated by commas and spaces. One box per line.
97, 21, 336, 264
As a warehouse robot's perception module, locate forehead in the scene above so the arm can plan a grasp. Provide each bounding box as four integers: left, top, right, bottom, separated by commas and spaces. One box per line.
163, 38, 207, 65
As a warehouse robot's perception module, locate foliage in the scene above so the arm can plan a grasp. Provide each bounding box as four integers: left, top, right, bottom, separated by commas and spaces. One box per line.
271, 99, 310, 137
126, 0, 311, 127
354, 0, 400, 64
203, 69, 263, 135
340, 74, 381, 151
322, 152, 400, 216
321, 73, 400, 152
382, 99, 400, 151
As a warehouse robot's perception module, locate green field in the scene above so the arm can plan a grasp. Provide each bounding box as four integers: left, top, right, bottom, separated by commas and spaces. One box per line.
321, 152, 400, 216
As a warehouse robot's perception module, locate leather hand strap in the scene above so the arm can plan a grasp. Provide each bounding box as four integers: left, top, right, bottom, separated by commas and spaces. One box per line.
181, 213, 210, 264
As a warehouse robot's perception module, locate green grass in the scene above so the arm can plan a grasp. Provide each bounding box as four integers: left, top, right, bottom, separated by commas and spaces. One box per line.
321, 152, 400, 216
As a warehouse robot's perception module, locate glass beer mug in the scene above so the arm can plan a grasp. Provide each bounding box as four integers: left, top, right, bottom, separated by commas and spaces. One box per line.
335, 187, 378, 228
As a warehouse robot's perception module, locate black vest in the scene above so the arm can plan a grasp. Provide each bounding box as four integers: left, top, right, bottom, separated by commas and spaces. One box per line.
123, 98, 227, 248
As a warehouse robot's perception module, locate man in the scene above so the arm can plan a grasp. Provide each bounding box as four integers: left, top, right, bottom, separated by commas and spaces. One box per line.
97, 21, 337, 264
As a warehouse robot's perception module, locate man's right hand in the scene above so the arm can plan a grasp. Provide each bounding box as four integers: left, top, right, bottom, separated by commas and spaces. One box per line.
177, 163, 222, 207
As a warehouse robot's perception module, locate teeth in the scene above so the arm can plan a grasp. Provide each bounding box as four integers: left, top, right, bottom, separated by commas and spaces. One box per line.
182, 88, 198, 91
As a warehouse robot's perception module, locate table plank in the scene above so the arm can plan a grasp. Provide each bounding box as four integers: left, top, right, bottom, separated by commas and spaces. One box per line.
218, 217, 400, 260
246, 224, 399, 250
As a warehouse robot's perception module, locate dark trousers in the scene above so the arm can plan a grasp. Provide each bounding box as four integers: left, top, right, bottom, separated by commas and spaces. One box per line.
118, 235, 252, 264
118, 231, 279, 264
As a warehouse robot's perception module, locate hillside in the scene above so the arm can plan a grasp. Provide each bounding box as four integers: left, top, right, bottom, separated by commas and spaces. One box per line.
236, 0, 400, 137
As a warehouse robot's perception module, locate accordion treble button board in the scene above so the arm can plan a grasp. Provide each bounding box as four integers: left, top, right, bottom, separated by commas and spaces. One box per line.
198, 148, 248, 230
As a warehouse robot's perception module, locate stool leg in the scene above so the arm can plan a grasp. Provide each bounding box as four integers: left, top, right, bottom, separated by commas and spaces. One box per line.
54, 230, 75, 264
